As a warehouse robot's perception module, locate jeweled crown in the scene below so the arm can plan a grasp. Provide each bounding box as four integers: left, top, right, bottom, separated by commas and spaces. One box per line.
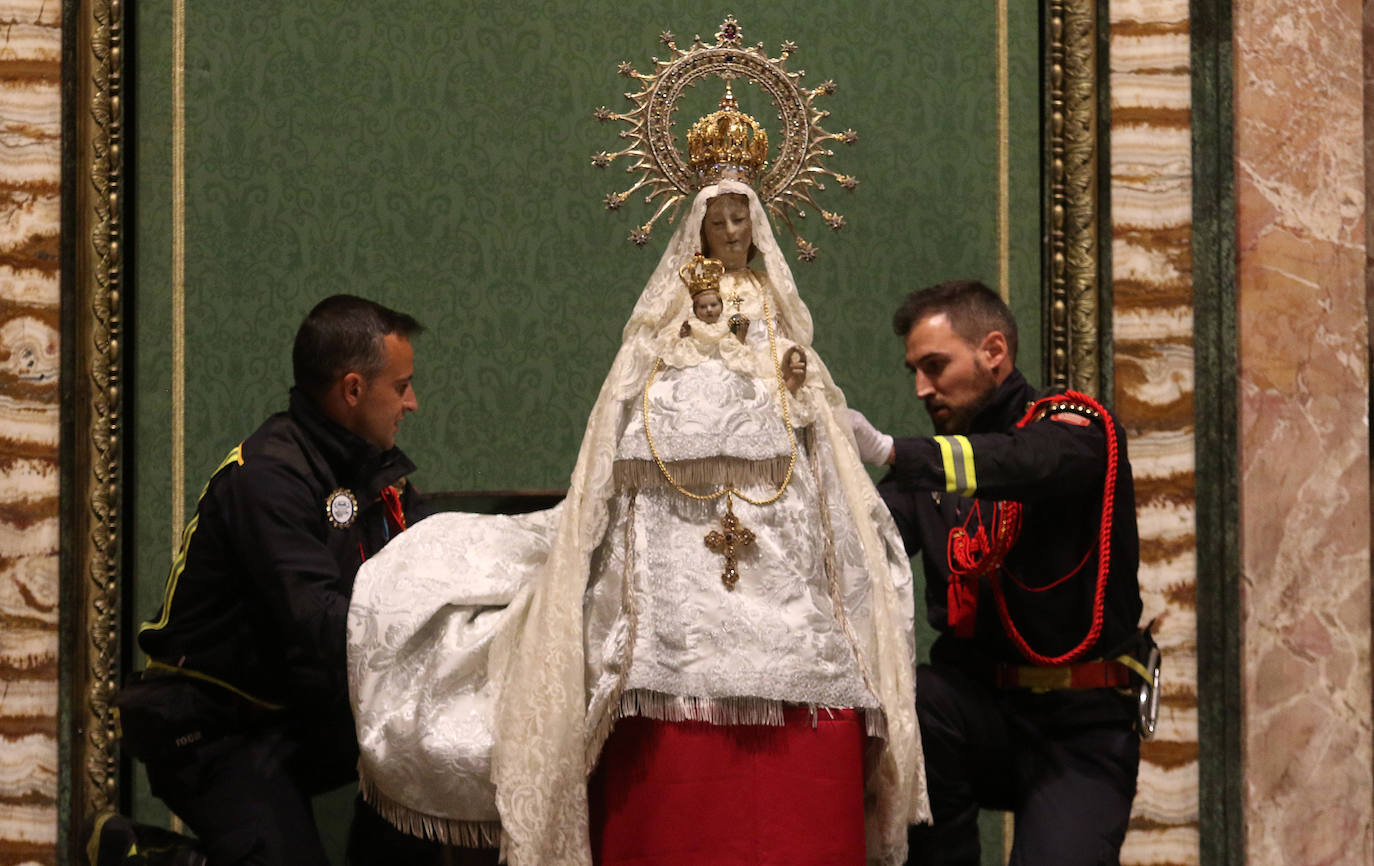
686, 86, 768, 187
594, 16, 860, 260
678, 252, 726, 298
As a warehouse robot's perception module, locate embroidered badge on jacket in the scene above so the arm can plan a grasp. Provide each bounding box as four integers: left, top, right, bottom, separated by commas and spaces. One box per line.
326, 488, 358, 529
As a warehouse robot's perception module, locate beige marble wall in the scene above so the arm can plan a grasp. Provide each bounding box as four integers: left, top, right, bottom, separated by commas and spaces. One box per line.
0, 1, 62, 864
1108, 2, 1200, 864
1236, 0, 1373, 864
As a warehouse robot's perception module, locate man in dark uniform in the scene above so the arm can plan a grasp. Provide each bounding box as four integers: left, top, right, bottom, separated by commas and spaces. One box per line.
117, 295, 440, 865
847, 281, 1145, 865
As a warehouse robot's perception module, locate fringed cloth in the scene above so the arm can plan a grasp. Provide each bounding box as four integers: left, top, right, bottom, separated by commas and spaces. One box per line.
589, 707, 868, 866
615, 688, 888, 740
359, 776, 501, 849
613, 455, 793, 491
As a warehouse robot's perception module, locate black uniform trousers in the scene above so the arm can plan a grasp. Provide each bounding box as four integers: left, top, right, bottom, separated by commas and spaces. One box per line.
143, 715, 443, 866
907, 664, 1139, 866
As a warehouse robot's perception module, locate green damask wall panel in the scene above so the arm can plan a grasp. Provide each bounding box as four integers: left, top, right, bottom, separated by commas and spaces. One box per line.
130, 3, 1041, 857
129, 0, 175, 828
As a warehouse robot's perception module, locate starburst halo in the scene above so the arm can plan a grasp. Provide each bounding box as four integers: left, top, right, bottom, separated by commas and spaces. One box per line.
592, 15, 860, 262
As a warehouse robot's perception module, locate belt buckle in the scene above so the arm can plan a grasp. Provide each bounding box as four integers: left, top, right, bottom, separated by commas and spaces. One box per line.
1015, 666, 1071, 692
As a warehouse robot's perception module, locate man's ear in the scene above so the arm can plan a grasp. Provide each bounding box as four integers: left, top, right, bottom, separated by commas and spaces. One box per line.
340, 372, 365, 407
979, 330, 1009, 373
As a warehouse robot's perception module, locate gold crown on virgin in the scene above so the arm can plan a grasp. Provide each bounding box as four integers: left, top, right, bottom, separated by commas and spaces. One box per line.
687, 85, 768, 186
592, 15, 859, 262
678, 252, 726, 298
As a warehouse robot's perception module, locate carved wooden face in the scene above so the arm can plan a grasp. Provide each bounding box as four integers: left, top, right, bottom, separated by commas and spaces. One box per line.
692, 290, 723, 324
701, 194, 752, 270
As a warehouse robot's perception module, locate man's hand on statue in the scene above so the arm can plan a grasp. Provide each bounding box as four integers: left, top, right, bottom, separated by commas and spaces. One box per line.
845, 408, 895, 465
784, 347, 808, 393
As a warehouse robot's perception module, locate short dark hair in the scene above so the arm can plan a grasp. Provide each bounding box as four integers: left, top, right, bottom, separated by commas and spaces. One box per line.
292, 295, 423, 400
892, 280, 1018, 361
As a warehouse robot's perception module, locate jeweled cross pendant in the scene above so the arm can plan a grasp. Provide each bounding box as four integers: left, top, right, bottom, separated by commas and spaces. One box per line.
705, 499, 755, 589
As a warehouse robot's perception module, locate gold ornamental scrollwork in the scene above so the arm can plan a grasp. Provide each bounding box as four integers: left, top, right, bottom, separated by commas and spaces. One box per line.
1046, 0, 1100, 395
593, 16, 859, 261
71, 0, 125, 836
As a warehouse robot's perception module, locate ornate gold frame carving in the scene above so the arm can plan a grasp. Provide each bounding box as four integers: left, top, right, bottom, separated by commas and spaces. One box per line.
1046, 0, 1101, 394
61, 0, 1102, 838
67, 0, 125, 838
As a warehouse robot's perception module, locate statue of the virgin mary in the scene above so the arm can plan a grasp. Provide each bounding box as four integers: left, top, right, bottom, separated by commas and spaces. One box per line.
347, 18, 929, 866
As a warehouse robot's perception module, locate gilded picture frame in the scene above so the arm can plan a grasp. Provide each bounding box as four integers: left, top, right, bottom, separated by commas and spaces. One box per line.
58, 0, 1103, 851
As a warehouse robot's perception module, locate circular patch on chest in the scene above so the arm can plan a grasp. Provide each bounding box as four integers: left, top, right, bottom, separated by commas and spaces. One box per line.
326, 488, 358, 529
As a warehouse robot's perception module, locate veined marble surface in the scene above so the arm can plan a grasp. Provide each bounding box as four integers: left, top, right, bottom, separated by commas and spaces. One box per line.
1236, 1, 1372, 863
0, 1, 62, 863
1109, 2, 1200, 864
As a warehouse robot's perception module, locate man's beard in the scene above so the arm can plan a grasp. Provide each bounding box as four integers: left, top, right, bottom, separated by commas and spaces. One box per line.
926, 365, 999, 434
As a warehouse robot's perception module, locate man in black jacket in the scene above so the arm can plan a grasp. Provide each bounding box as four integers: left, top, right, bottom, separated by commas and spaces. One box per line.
848, 281, 1144, 866
119, 295, 438, 865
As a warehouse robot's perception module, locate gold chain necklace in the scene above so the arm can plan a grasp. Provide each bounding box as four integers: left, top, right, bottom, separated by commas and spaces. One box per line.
641, 273, 797, 587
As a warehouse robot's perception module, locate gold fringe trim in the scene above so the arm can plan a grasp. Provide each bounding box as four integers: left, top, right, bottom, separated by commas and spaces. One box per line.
613, 456, 792, 490
358, 774, 501, 848
616, 688, 886, 735
618, 689, 787, 726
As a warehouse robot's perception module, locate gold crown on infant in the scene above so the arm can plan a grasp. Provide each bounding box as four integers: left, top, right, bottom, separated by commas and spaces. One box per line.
678, 252, 726, 298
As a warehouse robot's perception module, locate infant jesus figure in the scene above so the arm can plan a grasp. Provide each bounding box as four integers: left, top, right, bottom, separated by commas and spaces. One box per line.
676, 251, 806, 392
679, 255, 749, 342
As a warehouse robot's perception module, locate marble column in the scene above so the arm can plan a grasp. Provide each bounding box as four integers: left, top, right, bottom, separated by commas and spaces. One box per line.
1109, 2, 1200, 864
0, 1, 63, 863
1236, 0, 1372, 863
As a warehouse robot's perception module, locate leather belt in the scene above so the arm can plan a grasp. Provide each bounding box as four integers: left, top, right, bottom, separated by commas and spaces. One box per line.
994, 659, 1132, 691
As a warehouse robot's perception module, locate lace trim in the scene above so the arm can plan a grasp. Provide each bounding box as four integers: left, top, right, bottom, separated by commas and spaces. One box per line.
358, 774, 501, 848
586, 490, 639, 773
810, 433, 884, 706
612, 455, 792, 490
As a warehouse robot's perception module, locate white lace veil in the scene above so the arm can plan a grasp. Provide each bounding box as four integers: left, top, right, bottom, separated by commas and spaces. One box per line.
606, 180, 811, 401
490, 181, 928, 866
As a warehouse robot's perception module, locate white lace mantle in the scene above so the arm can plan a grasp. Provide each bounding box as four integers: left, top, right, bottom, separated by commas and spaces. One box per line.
347, 182, 929, 866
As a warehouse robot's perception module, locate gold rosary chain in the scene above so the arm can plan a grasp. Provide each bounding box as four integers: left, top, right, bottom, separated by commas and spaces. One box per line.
641, 275, 798, 507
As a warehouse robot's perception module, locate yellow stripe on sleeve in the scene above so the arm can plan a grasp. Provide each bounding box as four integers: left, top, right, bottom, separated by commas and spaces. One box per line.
954, 434, 977, 496
935, 436, 959, 493
140, 443, 244, 635
934, 435, 978, 497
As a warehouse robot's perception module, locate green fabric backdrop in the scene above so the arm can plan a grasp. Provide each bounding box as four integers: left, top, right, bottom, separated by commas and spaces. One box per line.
130, 3, 1042, 859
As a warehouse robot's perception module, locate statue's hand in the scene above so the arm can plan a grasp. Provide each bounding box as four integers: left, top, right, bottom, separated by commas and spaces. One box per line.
784, 347, 807, 392
729, 313, 750, 343
680, 320, 692, 338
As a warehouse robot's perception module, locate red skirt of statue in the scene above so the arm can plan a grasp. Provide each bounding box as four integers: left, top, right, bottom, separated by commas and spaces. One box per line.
588, 707, 867, 866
